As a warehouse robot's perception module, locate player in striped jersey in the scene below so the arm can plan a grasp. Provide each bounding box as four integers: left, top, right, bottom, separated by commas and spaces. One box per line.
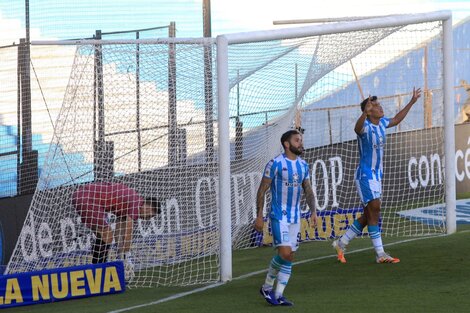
255, 129, 317, 306
333, 88, 421, 264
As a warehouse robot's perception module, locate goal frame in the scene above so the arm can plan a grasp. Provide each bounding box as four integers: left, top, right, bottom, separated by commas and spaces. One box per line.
216, 10, 456, 282
22, 10, 456, 285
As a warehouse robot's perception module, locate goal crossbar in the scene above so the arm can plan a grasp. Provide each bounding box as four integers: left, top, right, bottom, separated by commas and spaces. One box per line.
221, 11, 452, 44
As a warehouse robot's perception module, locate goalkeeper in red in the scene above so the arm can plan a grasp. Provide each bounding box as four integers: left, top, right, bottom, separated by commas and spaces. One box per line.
72, 182, 160, 280
255, 129, 317, 306
333, 88, 421, 264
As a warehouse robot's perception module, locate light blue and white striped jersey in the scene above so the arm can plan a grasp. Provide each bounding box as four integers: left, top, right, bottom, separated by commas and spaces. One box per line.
355, 117, 391, 181
263, 153, 310, 223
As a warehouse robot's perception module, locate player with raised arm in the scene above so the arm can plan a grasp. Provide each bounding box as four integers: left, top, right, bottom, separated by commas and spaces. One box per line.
255, 129, 317, 306
72, 182, 160, 281
333, 88, 421, 264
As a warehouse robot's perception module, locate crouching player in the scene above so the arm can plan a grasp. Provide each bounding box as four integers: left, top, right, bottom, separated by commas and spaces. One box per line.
72, 182, 160, 281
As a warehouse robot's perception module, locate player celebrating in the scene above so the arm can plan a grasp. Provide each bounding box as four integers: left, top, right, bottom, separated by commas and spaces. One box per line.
72, 182, 160, 280
255, 129, 317, 306
333, 88, 422, 264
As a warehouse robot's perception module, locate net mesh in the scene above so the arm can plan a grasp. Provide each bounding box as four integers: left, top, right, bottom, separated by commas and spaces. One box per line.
227, 21, 445, 250
7, 41, 222, 287
6, 19, 446, 287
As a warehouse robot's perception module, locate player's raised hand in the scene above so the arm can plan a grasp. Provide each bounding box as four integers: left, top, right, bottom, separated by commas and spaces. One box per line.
410, 87, 422, 104
364, 95, 373, 115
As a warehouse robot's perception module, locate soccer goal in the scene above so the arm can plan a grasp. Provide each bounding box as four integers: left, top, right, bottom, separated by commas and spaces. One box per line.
6, 11, 454, 287
216, 10, 455, 281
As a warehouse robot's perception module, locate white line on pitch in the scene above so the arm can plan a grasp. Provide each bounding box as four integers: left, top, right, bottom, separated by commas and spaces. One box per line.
107, 233, 455, 313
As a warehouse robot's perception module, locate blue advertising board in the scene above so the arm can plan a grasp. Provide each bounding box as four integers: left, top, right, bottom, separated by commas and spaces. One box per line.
0, 261, 125, 309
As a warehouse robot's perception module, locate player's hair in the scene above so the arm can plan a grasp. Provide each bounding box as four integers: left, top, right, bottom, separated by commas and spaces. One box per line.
280, 129, 301, 149
360, 96, 378, 112
144, 197, 162, 215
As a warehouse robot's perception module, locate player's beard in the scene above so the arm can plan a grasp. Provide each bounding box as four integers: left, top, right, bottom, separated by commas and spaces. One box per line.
289, 145, 303, 156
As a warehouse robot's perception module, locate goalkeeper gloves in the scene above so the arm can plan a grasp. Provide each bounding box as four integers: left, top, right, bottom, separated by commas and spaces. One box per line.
120, 252, 135, 282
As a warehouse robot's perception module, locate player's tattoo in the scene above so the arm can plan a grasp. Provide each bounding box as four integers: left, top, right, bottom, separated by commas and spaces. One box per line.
256, 178, 271, 216
302, 180, 316, 215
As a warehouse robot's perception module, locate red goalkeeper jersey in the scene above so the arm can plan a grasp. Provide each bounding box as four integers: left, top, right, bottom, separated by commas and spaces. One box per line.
72, 182, 143, 228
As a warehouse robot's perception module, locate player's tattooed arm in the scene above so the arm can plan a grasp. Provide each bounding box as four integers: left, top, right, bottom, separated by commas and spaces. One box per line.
302, 179, 318, 226
254, 177, 271, 232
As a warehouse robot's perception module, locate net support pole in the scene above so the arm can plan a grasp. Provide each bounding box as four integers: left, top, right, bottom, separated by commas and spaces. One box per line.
18, 38, 38, 194
443, 15, 456, 234
136, 31, 142, 171
217, 35, 232, 282
168, 22, 177, 166
203, 0, 215, 163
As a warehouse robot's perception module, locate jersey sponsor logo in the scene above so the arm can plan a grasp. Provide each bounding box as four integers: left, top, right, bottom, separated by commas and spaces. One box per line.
285, 173, 300, 187
292, 173, 299, 183
373, 141, 384, 149
284, 172, 300, 187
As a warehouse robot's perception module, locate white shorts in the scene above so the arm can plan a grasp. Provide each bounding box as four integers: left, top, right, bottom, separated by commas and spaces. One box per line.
355, 178, 382, 206
270, 218, 300, 251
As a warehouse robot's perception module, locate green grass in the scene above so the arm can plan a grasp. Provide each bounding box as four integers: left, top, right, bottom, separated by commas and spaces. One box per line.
4, 226, 470, 313
457, 192, 470, 200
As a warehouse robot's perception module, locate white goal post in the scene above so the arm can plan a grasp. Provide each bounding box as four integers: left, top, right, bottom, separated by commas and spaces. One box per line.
216, 10, 455, 282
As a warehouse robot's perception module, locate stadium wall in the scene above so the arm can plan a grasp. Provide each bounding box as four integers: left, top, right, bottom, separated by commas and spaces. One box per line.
0, 195, 32, 270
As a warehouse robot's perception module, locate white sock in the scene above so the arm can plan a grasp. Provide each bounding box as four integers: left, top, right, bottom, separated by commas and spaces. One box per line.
340, 220, 364, 246
274, 263, 292, 298
263, 255, 282, 290
368, 225, 384, 255
263, 267, 278, 290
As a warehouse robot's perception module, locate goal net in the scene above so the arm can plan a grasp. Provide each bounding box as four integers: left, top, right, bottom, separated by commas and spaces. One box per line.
218, 14, 453, 258
6, 40, 224, 287
6, 12, 454, 287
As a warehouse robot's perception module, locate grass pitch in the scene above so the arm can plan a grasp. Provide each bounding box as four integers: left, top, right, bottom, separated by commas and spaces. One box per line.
5, 225, 470, 313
